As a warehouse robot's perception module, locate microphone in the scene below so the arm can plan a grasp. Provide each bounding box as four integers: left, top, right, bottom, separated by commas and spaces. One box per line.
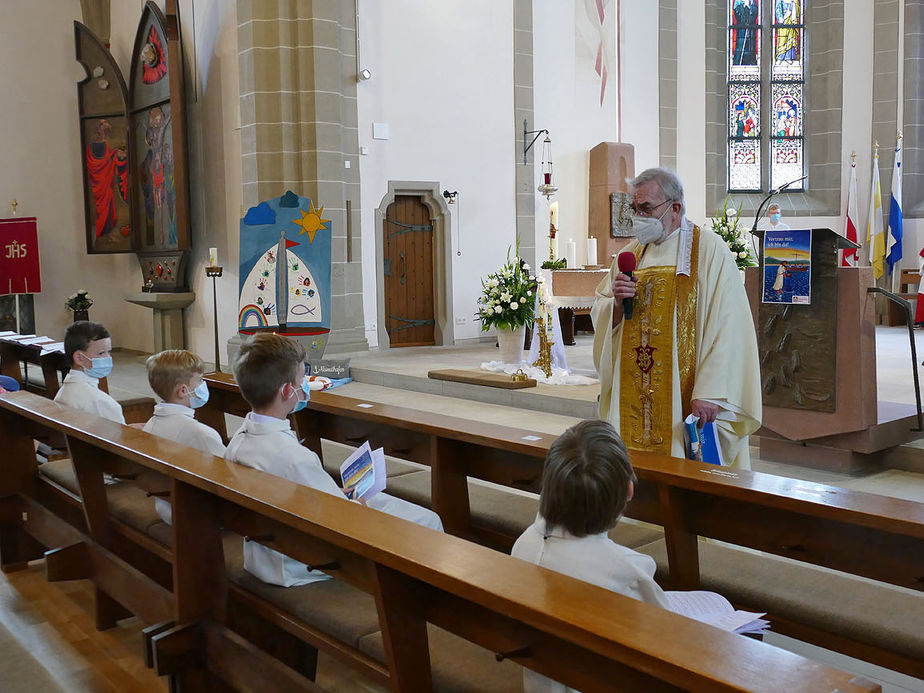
617, 252, 637, 321
773, 174, 808, 195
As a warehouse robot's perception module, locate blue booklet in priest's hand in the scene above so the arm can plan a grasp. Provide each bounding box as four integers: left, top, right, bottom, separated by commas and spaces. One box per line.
683, 414, 725, 466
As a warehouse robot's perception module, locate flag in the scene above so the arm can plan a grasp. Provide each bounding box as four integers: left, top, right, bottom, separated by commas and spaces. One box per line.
843, 156, 859, 267
916, 247, 924, 324
887, 136, 903, 275
867, 150, 885, 280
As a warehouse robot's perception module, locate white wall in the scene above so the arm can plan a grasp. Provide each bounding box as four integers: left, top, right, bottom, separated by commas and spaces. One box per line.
357, 1, 515, 345
618, 0, 661, 173
532, 0, 620, 267
0, 1, 151, 351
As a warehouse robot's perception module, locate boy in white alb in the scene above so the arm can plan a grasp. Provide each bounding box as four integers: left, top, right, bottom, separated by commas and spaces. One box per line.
143, 350, 226, 524
512, 420, 668, 693
54, 321, 124, 424
225, 333, 443, 587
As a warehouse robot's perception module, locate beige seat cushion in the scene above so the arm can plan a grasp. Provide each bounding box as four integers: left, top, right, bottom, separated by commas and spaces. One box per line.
223, 534, 382, 648
38, 459, 80, 495
357, 624, 522, 693
386, 471, 663, 549
637, 538, 924, 662
319, 440, 423, 480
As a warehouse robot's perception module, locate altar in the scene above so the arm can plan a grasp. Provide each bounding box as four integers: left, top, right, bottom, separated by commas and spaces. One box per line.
545, 268, 609, 344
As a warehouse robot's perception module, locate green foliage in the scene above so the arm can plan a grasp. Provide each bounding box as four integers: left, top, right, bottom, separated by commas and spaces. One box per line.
711, 198, 757, 271
64, 290, 93, 312
540, 258, 567, 270
476, 245, 536, 331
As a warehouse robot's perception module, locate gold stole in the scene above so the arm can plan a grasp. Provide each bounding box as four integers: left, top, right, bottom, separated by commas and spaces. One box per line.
618, 226, 700, 453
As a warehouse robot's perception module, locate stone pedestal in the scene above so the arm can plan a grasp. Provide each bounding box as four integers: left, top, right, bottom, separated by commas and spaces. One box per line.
588, 142, 636, 267
124, 292, 195, 351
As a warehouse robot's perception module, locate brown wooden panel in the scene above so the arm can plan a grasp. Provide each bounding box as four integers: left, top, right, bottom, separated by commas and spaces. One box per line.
384, 195, 435, 346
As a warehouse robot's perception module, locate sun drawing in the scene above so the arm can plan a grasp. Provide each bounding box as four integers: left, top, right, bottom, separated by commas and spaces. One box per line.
291, 201, 330, 243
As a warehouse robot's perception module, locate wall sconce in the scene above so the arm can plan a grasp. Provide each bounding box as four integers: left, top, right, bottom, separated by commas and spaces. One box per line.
442, 190, 458, 204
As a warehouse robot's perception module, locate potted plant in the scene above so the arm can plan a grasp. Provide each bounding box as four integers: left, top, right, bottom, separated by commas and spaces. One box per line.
65, 290, 93, 322
711, 197, 757, 272
476, 244, 536, 364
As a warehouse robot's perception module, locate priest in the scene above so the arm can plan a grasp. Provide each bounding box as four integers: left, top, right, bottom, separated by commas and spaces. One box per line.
591, 168, 761, 468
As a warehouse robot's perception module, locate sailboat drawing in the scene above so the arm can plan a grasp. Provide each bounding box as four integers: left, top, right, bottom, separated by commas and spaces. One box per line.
238, 191, 331, 350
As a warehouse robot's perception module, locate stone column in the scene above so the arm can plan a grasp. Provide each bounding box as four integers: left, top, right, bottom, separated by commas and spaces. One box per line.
237, 0, 367, 355
514, 0, 537, 268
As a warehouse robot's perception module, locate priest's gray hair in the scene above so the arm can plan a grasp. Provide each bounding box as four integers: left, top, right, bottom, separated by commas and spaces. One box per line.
631, 167, 686, 215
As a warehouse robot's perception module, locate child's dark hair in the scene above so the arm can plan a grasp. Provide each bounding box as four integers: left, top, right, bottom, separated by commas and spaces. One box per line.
539, 419, 636, 537
232, 333, 306, 409
64, 321, 110, 366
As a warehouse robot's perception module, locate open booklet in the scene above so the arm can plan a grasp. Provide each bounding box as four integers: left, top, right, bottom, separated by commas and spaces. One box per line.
339, 441, 387, 501
665, 590, 769, 636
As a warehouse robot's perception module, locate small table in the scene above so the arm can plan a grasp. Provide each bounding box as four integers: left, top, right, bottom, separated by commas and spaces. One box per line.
124, 292, 196, 351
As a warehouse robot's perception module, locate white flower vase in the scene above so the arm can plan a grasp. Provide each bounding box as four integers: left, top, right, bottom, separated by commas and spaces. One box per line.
496, 324, 527, 364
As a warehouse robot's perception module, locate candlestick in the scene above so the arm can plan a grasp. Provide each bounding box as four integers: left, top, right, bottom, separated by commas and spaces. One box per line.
206, 265, 223, 372
566, 239, 577, 269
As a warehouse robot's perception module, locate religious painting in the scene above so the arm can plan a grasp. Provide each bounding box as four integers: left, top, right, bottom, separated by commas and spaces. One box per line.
238, 191, 333, 357
133, 103, 177, 248
610, 192, 635, 238
74, 22, 133, 254
730, 0, 760, 68
729, 85, 760, 138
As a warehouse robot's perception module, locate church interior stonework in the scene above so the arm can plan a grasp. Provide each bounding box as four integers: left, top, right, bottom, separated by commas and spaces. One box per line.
1, 1, 924, 691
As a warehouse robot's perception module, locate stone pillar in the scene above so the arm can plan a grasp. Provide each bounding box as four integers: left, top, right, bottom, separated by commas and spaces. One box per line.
514, 0, 537, 268
237, 0, 367, 355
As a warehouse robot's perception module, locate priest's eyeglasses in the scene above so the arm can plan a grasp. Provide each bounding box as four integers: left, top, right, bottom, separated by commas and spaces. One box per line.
630, 199, 672, 217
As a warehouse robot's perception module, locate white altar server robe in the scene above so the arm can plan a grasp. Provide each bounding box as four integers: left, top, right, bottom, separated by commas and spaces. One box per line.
225, 412, 442, 587
54, 370, 125, 424
143, 402, 226, 524
512, 515, 669, 693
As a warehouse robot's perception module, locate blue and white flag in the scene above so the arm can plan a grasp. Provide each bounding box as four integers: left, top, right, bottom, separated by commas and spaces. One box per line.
887, 135, 903, 275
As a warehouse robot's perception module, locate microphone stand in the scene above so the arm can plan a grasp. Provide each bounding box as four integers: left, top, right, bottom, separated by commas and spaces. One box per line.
748, 175, 808, 259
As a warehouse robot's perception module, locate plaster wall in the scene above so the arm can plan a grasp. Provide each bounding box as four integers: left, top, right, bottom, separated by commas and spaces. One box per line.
356, 0, 515, 346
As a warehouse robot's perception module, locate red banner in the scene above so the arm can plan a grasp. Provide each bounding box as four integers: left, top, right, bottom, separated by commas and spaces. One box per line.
0, 217, 41, 295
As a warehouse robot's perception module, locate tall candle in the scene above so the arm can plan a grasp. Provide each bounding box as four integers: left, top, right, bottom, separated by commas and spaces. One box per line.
586, 237, 598, 266
550, 236, 559, 261
208, 247, 218, 267
549, 201, 559, 229
566, 239, 577, 269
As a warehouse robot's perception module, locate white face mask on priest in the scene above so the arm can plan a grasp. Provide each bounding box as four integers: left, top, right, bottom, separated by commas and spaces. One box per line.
629, 182, 683, 245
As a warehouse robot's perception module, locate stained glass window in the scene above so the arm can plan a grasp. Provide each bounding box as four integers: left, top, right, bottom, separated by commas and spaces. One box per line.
727, 0, 806, 192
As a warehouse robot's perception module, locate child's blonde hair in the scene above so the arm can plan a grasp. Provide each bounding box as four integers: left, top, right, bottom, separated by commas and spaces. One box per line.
539, 420, 636, 537
146, 350, 205, 401
232, 333, 306, 409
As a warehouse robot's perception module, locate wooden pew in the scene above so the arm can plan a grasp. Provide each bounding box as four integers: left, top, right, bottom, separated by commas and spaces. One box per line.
197, 372, 924, 679
0, 391, 880, 693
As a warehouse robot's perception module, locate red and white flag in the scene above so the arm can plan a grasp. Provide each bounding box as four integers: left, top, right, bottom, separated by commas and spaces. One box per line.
916, 247, 924, 323
842, 156, 859, 266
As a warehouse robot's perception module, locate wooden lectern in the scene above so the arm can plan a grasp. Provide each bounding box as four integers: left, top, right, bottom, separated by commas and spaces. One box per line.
745, 228, 922, 470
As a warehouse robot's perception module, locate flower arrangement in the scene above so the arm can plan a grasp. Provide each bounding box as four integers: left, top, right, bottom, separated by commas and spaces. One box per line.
64, 290, 93, 312
476, 245, 537, 331
711, 197, 757, 271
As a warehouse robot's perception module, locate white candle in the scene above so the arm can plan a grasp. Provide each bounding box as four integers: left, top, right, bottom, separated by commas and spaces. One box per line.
566, 239, 577, 269
550, 236, 559, 260
586, 237, 598, 266
549, 202, 559, 229
208, 247, 218, 267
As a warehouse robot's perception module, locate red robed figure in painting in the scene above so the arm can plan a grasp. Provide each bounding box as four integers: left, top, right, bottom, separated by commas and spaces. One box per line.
86, 119, 129, 238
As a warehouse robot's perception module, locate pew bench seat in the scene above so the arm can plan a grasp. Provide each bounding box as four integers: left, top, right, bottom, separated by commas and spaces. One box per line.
637, 538, 924, 676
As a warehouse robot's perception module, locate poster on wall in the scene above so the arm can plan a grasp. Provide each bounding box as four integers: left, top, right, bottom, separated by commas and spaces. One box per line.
238, 191, 332, 357
762, 229, 811, 304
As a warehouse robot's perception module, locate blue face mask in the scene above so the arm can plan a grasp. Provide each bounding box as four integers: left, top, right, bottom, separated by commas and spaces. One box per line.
291, 378, 311, 413
188, 380, 210, 409
82, 355, 113, 379
770, 213, 781, 223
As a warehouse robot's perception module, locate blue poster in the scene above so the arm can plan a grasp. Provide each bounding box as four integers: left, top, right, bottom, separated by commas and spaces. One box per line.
762, 229, 811, 305
238, 191, 332, 353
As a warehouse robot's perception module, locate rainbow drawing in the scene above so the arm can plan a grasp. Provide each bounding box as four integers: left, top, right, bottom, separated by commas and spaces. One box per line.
238, 304, 269, 329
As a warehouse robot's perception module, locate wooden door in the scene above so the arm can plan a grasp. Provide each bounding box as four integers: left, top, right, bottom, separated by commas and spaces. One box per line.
383, 196, 435, 346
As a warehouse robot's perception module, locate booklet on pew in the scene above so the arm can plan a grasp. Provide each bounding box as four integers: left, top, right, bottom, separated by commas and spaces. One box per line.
665, 591, 769, 635
340, 441, 387, 501
40, 342, 65, 355
683, 414, 725, 466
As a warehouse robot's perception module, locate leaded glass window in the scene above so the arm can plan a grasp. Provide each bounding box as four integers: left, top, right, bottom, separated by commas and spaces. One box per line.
727, 0, 806, 192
